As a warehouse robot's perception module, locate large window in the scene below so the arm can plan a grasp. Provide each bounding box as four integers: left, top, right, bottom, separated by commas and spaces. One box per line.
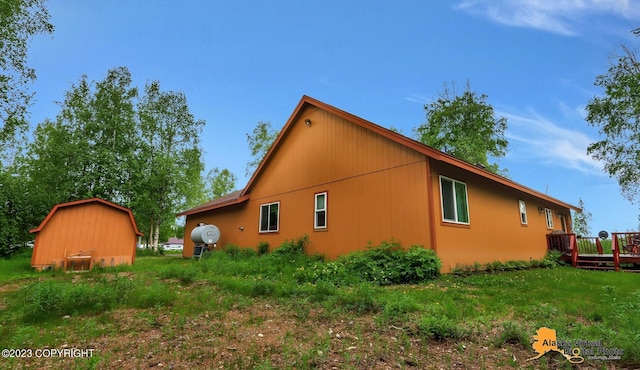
544, 208, 554, 229
259, 202, 279, 232
439, 176, 469, 224
519, 200, 528, 225
314, 192, 327, 229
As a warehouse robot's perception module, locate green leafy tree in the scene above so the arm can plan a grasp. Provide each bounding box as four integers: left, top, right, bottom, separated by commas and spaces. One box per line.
26, 68, 206, 251
205, 167, 237, 199
414, 82, 508, 175
135, 81, 205, 249
27, 67, 138, 207
245, 120, 277, 176
586, 45, 640, 203
572, 198, 592, 237
0, 165, 42, 255
0, 0, 54, 160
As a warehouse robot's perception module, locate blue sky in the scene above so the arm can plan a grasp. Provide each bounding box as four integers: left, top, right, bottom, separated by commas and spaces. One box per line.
26, 1, 640, 233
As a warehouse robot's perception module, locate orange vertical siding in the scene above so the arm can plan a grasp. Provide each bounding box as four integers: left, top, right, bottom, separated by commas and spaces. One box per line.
429, 161, 572, 272
31, 199, 141, 270
184, 105, 432, 258
180, 96, 578, 273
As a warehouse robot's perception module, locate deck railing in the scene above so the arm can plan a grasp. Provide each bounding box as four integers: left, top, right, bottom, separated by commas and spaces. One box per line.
548, 232, 640, 271
546, 233, 577, 267
576, 236, 604, 255
612, 232, 640, 255
612, 232, 640, 271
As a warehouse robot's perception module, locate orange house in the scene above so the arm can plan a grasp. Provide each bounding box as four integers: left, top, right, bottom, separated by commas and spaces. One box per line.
30, 198, 143, 270
179, 96, 579, 272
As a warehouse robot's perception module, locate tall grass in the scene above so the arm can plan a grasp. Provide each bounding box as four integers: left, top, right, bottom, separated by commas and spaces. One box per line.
0, 248, 38, 283
1, 238, 640, 365
18, 273, 175, 322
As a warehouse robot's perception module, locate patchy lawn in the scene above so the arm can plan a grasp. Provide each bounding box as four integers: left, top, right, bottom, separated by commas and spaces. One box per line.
1, 250, 638, 369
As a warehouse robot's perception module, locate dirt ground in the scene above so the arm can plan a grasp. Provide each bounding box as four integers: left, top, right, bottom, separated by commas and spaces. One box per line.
5, 296, 631, 370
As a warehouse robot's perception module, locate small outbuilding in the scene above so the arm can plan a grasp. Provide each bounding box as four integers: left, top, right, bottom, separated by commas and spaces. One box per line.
30, 198, 143, 271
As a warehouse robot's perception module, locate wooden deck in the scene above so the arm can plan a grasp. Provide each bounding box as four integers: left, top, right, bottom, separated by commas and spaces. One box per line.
547, 232, 640, 272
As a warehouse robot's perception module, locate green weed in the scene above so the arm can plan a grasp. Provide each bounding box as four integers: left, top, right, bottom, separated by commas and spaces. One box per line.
159, 264, 198, 284
257, 241, 269, 256
493, 321, 529, 348
271, 234, 309, 257
418, 316, 470, 340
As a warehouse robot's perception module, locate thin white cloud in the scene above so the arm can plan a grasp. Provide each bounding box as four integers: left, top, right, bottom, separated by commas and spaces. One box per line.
404, 94, 430, 104
502, 109, 604, 175
558, 101, 587, 120
455, 0, 640, 36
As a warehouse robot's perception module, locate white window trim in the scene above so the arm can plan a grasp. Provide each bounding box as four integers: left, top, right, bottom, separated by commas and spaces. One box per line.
544, 208, 554, 229
439, 175, 470, 225
519, 200, 528, 225
314, 192, 327, 229
259, 201, 280, 233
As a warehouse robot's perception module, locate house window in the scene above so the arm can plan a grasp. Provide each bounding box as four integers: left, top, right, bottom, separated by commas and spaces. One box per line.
519, 200, 527, 225
259, 202, 279, 232
439, 176, 469, 224
314, 192, 327, 229
544, 208, 554, 229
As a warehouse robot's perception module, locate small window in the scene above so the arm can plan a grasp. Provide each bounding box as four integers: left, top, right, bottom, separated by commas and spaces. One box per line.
544, 208, 554, 229
439, 176, 469, 224
519, 200, 527, 225
259, 202, 279, 232
314, 192, 327, 229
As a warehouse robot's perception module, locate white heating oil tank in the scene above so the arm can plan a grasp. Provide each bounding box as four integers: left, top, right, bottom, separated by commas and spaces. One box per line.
190, 224, 220, 244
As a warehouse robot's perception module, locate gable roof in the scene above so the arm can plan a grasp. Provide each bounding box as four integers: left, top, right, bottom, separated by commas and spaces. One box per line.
30, 198, 143, 235
180, 95, 579, 216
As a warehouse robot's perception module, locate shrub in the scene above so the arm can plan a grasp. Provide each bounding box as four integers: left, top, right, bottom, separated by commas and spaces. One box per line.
332, 242, 440, 285
223, 244, 241, 259
257, 241, 269, 256
452, 254, 562, 276
272, 235, 309, 257
543, 250, 563, 267
398, 246, 441, 281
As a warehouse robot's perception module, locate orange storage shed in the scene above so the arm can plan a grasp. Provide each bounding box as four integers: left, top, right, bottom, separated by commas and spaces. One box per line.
30, 198, 143, 271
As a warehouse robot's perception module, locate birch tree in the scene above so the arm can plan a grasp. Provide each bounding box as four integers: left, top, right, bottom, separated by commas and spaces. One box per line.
245, 121, 277, 176
27, 67, 138, 207
414, 82, 508, 175
586, 45, 640, 203
205, 167, 236, 199
0, 0, 53, 162
135, 81, 204, 249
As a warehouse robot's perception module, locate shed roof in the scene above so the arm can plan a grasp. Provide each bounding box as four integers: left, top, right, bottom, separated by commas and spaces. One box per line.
179, 96, 580, 216
30, 198, 143, 236
177, 190, 248, 216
